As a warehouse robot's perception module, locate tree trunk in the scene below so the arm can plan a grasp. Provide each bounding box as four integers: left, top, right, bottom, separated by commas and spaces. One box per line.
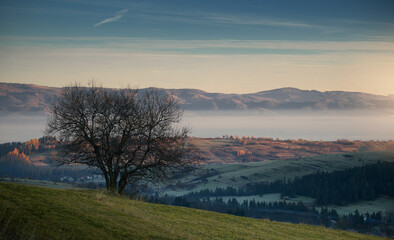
109, 177, 117, 193
104, 174, 110, 191
117, 175, 128, 195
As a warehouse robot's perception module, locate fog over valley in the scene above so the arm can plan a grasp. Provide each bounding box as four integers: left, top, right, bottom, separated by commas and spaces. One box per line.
2, 83, 394, 142
182, 110, 394, 141
2, 110, 394, 143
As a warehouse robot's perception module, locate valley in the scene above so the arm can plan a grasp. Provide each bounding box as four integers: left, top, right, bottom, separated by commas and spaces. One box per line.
2, 136, 392, 237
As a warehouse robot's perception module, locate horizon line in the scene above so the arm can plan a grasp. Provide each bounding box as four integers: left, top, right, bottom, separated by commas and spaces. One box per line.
1, 81, 392, 97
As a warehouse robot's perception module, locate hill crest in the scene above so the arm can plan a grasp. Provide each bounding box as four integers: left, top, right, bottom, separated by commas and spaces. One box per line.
0, 183, 383, 240
1, 82, 394, 113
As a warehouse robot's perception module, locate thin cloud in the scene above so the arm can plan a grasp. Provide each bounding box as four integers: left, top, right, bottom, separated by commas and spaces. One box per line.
134, 10, 341, 33
94, 9, 128, 27
202, 13, 314, 28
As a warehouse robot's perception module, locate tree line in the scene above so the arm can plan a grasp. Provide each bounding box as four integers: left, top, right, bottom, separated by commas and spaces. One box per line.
0, 137, 91, 181
148, 194, 392, 236
0, 137, 58, 159
185, 161, 394, 205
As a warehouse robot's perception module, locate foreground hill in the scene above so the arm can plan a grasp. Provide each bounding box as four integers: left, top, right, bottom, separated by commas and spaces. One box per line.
0, 183, 382, 240
2, 82, 394, 113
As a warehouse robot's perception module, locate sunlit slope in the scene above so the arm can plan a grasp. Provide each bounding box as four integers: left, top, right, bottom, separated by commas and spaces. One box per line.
193, 138, 394, 164
0, 183, 382, 240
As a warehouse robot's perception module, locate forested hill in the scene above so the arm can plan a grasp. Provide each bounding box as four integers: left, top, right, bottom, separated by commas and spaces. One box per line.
2, 82, 394, 113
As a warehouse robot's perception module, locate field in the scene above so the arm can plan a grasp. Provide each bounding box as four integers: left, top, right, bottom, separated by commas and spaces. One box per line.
199, 194, 394, 217
163, 151, 394, 218
29, 150, 56, 166
165, 151, 394, 195
192, 137, 394, 164
21, 137, 394, 166
328, 197, 394, 216
0, 183, 383, 240
0, 177, 74, 189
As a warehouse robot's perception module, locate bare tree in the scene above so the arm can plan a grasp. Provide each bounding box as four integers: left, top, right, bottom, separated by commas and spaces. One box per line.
46, 83, 198, 194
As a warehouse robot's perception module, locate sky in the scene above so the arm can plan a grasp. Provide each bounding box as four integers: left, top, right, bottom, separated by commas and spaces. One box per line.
0, 0, 394, 95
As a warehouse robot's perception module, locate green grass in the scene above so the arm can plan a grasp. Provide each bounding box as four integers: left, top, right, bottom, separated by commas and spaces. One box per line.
165, 151, 394, 196
328, 197, 394, 216
0, 183, 383, 240
0, 178, 75, 189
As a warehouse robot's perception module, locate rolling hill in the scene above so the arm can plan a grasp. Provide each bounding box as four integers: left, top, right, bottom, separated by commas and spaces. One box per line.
2, 82, 394, 113
164, 151, 394, 195
0, 183, 383, 240
192, 137, 394, 164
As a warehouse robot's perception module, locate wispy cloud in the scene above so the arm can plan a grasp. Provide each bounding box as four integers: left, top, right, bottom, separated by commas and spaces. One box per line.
200, 12, 314, 28
134, 10, 341, 33
94, 9, 128, 27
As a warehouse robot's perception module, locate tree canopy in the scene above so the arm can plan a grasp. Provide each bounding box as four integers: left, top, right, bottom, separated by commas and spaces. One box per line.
46, 83, 198, 194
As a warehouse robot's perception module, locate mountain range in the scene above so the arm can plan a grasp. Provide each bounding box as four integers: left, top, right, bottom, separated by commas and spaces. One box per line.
1, 82, 394, 113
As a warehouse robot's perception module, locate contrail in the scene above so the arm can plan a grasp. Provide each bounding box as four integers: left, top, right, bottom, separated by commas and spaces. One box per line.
94, 9, 128, 27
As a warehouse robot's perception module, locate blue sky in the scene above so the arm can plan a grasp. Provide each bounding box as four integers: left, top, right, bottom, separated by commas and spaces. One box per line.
1, 0, 393, 40
1, 0, 394, 94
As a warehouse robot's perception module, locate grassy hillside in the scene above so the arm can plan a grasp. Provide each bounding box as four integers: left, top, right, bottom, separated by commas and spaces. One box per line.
0, 183, 383, 240
165, 151, 394, 195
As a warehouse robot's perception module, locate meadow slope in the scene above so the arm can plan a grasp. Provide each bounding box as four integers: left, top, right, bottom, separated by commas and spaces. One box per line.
0, 183, 383, 240
164, 151, 394, 195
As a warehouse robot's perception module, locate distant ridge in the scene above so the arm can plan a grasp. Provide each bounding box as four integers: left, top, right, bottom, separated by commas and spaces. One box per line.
1, 82, 394, 113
